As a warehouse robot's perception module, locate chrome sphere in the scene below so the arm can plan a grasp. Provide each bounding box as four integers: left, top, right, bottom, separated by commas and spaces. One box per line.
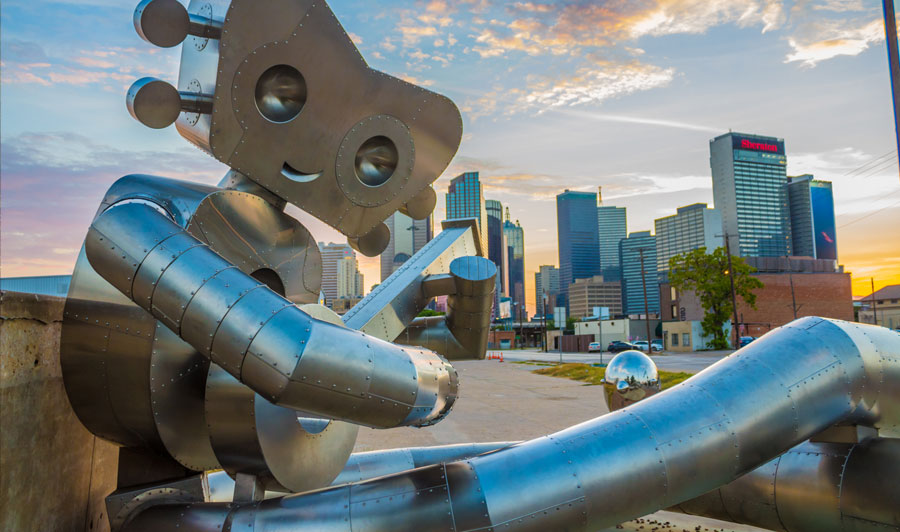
602, 350, 660, 412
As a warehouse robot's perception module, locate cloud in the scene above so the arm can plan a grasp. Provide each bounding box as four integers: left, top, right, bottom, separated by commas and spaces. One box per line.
0, 132, 227, 276
1, 41, 173, 89
785, 18, 884, 66
514, 59, 675, 112
553, 109, 720, 132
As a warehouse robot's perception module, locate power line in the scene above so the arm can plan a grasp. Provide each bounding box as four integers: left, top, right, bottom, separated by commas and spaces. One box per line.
852, 157, 900, 180
838, 189, 900, 228
843, 149, 897, 177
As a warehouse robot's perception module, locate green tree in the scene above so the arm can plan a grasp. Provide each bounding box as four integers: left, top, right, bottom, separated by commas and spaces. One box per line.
668, 247, 763, 349
417, 309, 446, 317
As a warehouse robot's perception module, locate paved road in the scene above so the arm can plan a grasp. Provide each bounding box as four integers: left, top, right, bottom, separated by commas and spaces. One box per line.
496, 348, 733, 374
355, 359, 768, 532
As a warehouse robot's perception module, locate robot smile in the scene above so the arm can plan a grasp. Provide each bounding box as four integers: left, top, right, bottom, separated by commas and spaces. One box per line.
280, 161, 322, 183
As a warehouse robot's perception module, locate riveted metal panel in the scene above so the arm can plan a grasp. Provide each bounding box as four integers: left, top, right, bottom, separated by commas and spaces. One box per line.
149, 323, 219, 472
719, 458, 783, 532
774, 442, 848, 532
293, 321, 377, 400
245, 307, 312, 378
555, 410, 667, 526
473, 436, 586, 531
349, 464, 456, 531
633, 384, 736, 503
209, 286, 289, 376
181, 267, 260, 355
207, 0, 460, 239
132, 232, 203, 312
151, 245, 234, 333
840, 438, 900, 529
205, 363, 270, 480
187, 190, 321, 304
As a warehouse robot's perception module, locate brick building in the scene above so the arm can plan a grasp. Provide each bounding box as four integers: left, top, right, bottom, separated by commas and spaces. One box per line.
660, 257, 852, 337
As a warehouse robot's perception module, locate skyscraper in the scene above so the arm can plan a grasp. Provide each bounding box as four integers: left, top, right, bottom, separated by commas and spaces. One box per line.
485, 199, 507, 294
380, 212, 432, 282
337, 256, 364, 299
319, 242, 359, 307
597, 188, 627, 282
534, 265, 560, 319
710, 132, 791, 257
787, 175, 838, 261
485, 199, 507, 319
619, 231, 660, 316
445, 171, 486, 250
556, 190, 601, 310
654, 203, 723, 273
503, 208, 525, 313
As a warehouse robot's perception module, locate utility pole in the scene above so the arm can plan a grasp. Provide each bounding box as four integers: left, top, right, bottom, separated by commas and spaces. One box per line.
789, 269, 798, 320
871, 277, 879, 326
722, 233, 740, 349
540, 293, 546, 352
638, 248, 653, 354
884, 0, 900, 178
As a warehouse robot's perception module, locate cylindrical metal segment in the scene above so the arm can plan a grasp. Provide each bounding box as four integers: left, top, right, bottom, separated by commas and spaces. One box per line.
86, 201, 457, 429
122, 318, 900, 531
202, 441, 515, 500
672, 438, 900, 532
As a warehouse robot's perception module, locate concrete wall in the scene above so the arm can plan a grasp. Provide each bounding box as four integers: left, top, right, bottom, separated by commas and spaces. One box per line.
1, 291, 118, 532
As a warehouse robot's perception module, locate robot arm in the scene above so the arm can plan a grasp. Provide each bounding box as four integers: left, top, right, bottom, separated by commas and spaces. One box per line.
86, 200, 456, 429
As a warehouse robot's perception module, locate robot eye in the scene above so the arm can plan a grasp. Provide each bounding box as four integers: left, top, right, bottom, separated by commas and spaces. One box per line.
255, 65, 307, 123
355, 136, 399, 187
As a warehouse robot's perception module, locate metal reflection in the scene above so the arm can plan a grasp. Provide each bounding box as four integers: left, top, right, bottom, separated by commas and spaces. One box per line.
602, 350, 661, 411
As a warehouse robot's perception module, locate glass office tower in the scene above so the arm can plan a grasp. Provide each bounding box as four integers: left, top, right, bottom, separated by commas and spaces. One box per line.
556, 190, 601, 310
503, 209, 525, 314
446, 171, 487, 249
710, 132, 791, 257
654, 203, 722, 274
787, 175, 837, 261
597, 204, 627, 282
619, 231, 660, 316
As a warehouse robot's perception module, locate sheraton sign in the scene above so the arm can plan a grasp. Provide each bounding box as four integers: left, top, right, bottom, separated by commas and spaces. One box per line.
732, 135, 785, 155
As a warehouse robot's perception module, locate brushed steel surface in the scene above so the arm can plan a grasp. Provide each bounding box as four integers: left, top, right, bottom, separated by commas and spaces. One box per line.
343, 219, 481, 343
146, 0, 461, 240
85, 198, 458, 428
121, 318, 900, 531
202, 441, 514, 501
673, 438, 900, 532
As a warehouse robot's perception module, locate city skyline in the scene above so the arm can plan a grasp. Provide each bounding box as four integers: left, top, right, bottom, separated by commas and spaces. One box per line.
2, 0, 898, 318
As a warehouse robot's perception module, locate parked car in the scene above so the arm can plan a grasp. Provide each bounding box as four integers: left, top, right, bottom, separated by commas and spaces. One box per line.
651, 340, 664, 352
632, 340, 660, 352
739, 336, 756, 347
588, 342, 602, 353
607, 341, 636, 353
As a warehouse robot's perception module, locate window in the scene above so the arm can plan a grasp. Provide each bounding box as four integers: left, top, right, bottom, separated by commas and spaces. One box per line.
672, 334, 679, 346
892, 299, 898, 304
671, 305, 677, 319
670, 287, 677, 299
683, 333, 691, 346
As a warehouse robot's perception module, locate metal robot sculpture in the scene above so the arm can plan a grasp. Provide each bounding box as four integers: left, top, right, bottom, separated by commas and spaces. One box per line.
60, 1, 900, 531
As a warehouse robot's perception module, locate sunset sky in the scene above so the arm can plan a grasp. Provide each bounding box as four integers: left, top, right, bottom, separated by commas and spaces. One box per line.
2, 0, 899, 314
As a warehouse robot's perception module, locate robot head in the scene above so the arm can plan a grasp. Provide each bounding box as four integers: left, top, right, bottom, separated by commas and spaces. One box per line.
128, 0, 461, 255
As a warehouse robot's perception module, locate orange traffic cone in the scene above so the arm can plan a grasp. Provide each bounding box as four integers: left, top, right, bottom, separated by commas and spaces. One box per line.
500, 352, 504, 363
